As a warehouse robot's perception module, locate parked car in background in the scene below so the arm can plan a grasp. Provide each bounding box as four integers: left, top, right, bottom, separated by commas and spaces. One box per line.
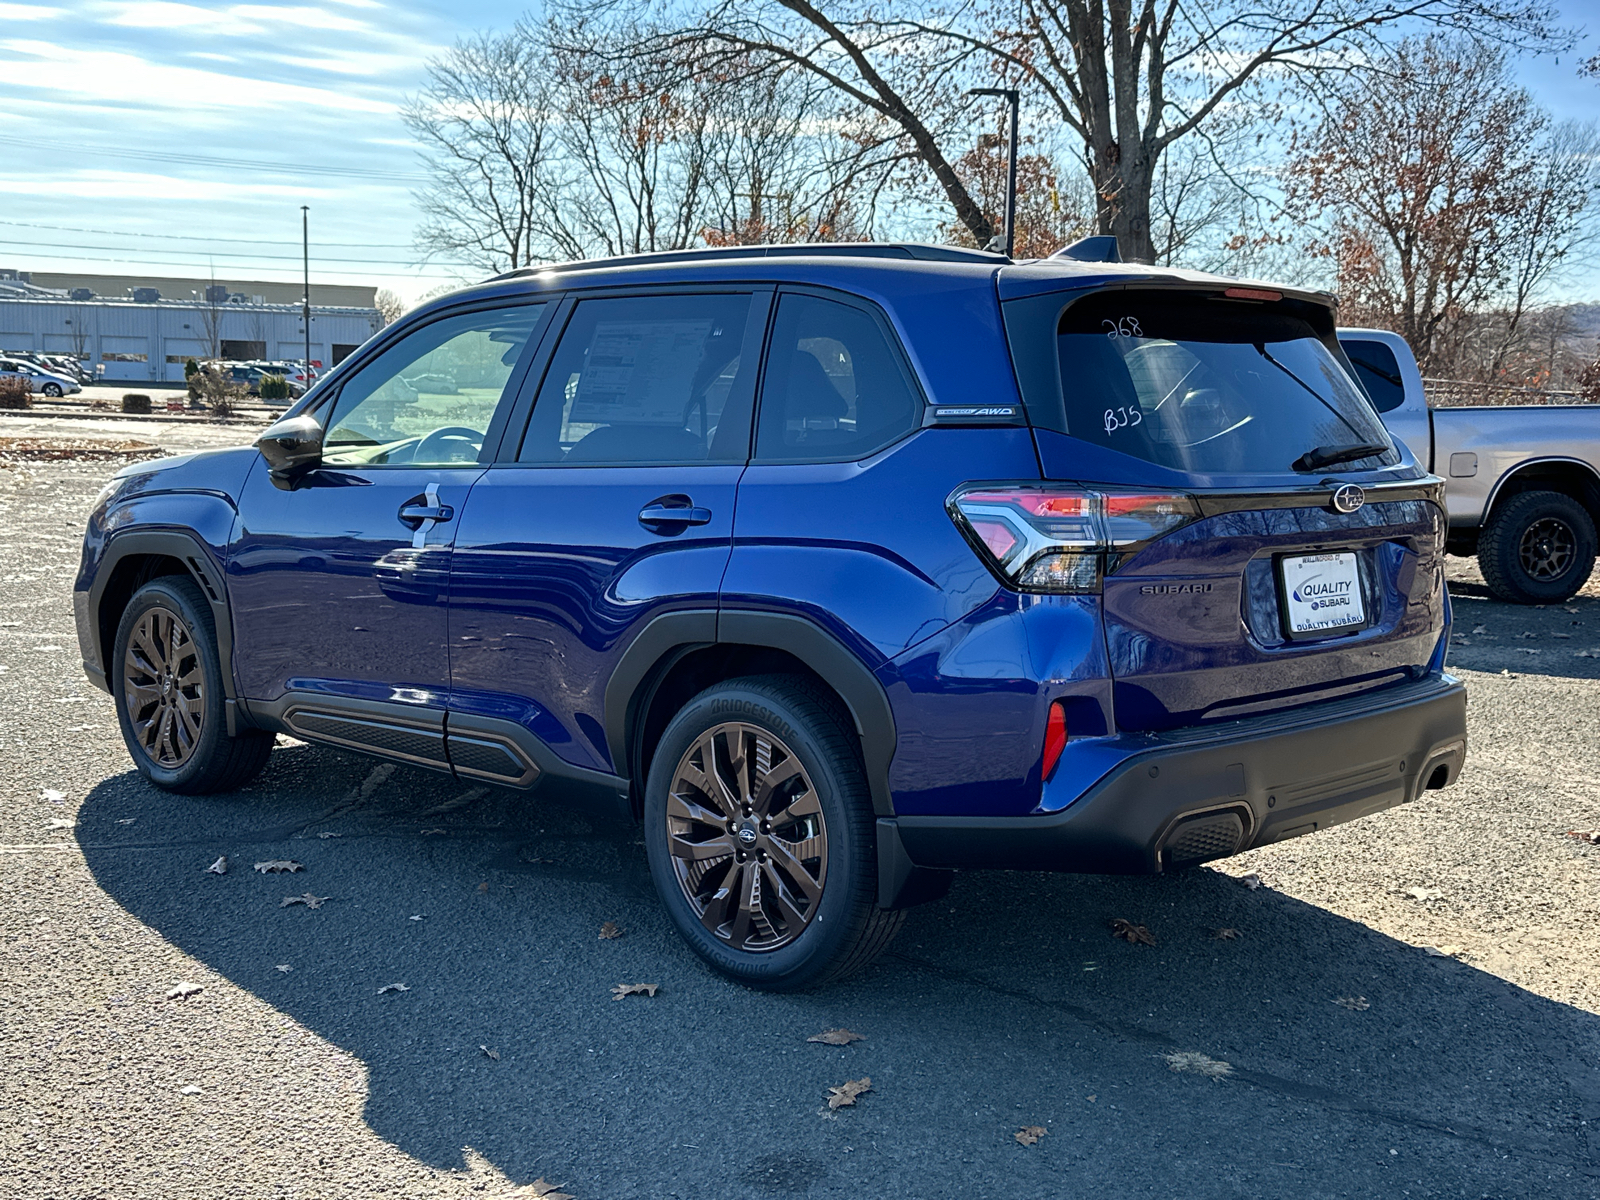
222, 364, 303, 400
1341, 329, 1600, 603
0, 357, 81, 397
247, 361, 314, 392
76, 244, 1467, 989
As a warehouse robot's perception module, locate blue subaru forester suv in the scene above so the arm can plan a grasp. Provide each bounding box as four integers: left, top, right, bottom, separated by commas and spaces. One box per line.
76, 243, 1467, 989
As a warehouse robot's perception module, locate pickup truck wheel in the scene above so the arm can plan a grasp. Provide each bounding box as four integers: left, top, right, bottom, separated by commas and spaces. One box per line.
1478, 490, 1597, 604
112, 577, 274, 794
644, 675, 903, 991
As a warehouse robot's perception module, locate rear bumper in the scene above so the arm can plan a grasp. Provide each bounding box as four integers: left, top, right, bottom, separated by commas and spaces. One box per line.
885, 674, 1466, 880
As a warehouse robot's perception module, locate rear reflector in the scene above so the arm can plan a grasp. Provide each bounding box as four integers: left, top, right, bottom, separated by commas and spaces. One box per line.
949, 484, 1198, 593
1223, 286, 1283, 302
1042, 701, 1068, 781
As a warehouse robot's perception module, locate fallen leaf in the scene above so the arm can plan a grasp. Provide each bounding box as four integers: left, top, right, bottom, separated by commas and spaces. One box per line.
826, 1077, 872, 1110
409, 914, 425, 921
521, 1181, 574, 1200
1238, 872, 1263, 890
41, 789, 65, 805
280, 893, 330, 909
317, 831, 342, 839
1334, 995, 1371, 1011
1552, 633, 1572, 639
1518, 648, 1541, 655
1403, 886, 1442, 901
1086, 1095, 1096, 1103
598, 921, 623, 940
1517, 631, 1537, 639
46, 817, 74, 830
480, 1044, 500, 1061
376, 982, 409, 995
116, 817, 136, 825
1423, 945, 1463, 958
808, 1028, 866, 1046
1471, 625, 1489, 635
254, 860, 303, 874
204, 856, 227, 875
274, 964, 292, 973
1564, 829, 1600, 844
1164, 1051, 1233, 1080
420, 828, 446, 836
179, 1084, 202, 1096
1015, 1125, 1048, 1146
477, 881, 490, 893
1210, 927, 1241, 940
1109, 918, 1155, 946
1575, 649, 1600, 658
165, 982, 203, 1001
1565, 606, 1580, 613
611, 982, 659, 1001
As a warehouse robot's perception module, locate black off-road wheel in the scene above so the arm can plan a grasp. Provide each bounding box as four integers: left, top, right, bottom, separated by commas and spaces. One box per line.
112, 577, 273, 793
644, 675, 903, 991
1478, 490, 1597, 605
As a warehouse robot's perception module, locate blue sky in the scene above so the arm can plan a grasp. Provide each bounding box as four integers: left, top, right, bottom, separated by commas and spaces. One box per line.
1, 1, 1596, 306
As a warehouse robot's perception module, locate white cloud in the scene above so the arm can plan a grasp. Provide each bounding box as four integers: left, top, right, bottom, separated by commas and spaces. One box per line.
0, 169, 338, 201
0, 3, 65, 19
1, 40, 395, 113
100, 2, 372, 35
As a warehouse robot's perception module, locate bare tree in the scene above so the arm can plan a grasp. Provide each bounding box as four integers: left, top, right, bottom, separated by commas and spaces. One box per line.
405, 30, 562, 273
1286, 37, 1595, 377
374, 289, 406, 327
619, 0, 1564, 262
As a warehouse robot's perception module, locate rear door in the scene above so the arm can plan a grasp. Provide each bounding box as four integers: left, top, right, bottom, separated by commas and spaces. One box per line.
445, 288, 768, 780
1008, 287, 1446, 732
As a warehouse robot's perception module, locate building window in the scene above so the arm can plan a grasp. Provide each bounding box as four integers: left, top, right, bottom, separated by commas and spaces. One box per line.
102, 352, 148, 362
332, 343, 360, 365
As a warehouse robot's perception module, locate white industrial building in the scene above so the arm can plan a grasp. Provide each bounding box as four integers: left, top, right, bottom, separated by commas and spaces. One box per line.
0, 270, 384, 384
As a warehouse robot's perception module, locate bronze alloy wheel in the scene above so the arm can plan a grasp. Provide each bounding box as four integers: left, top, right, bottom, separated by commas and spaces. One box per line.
666, 721, 828, 953
1519, 516, 1576, 582
122, 605, 205, 768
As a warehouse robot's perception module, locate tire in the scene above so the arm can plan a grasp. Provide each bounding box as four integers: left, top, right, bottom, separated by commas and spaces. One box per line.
42, 383, 62, 398
112, 576, 273, 793
644, 675, 904, 990
1477, 490, 1597, 604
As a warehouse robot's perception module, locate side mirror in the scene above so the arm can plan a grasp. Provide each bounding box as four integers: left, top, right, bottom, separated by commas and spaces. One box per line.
256, 413, 323, 478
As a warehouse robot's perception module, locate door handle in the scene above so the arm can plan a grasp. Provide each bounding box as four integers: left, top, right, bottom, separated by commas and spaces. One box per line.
400, 483, 454, 548
639, 502, 712, 529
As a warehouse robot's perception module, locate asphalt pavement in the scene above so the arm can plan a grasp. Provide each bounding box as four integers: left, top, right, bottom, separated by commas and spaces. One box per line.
1, 427, 1596, 1199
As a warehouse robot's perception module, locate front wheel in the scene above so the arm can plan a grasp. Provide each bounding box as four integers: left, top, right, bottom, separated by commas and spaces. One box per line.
112, 576, 274, 793
1478, 490, 1597, 604
41, 383, 62, 398
644, 676, 903, 990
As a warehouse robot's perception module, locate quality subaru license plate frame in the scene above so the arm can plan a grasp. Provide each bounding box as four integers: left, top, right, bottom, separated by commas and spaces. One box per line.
1276, 550, 1367, 641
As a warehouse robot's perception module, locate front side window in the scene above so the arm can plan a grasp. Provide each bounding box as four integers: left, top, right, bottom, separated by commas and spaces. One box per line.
517, 293, 755, 465
322, 304, 543, 467
755, 294, 923, 462
1054, 293, 1399, 475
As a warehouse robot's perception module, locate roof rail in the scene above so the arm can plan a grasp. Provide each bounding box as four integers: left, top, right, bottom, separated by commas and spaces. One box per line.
492, 242, 1009, 281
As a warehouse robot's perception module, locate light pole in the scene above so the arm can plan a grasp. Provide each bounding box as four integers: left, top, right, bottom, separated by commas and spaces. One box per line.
967, 87, 1019, 258
300, 205, 311, 383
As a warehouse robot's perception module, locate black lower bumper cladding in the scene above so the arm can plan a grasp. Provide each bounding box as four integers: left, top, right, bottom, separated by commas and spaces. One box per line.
880, 674, 1466, 899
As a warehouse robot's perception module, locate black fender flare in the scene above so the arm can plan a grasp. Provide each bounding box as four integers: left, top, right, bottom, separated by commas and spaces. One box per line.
91, 530, 237, 700
604, 608, 899, 818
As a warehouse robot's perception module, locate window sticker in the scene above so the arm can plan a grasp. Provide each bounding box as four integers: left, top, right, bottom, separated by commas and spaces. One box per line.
569, 319, 714, 425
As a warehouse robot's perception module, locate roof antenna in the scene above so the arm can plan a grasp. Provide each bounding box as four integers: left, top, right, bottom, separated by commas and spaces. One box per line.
966, 87, 1018, 259
1052, 236, 1121, 263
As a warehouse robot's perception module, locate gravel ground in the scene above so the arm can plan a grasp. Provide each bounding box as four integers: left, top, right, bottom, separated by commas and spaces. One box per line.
1, 428, 1596, 1199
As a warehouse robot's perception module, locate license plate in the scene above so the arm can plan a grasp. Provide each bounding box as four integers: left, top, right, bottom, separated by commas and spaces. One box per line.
1278, 551, 1365, 639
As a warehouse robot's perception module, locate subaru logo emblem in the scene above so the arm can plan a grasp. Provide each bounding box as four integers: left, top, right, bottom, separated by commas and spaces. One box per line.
737, 825, 758, 846
1331, 484, 1365, 514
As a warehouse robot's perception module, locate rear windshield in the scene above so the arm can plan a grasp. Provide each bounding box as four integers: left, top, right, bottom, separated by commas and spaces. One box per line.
1053, 293, 1398, 475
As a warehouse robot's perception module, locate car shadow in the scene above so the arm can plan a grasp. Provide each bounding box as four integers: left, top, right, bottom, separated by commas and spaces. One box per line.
77, 743, 1600, 1198
1444, 572, 1600, 682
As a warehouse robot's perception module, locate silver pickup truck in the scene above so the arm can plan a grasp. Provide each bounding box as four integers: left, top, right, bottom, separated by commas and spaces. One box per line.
1338, 328, 1600, 605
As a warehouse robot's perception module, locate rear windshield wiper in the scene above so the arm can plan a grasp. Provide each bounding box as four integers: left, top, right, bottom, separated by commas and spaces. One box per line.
1292, 443, 1391, 473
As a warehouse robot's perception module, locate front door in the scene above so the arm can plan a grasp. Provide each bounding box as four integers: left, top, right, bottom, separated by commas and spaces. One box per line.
447, 289, 768, 780
227, 302, 548, 762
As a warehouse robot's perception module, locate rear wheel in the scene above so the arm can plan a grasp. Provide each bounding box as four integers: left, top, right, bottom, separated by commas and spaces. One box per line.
113, 577, 273, 793
1478, 490, 1597, 604
41, 383, 62, 398
644, 675, 903, 990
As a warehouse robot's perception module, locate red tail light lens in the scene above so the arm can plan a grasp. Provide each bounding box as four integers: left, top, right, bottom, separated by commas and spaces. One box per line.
949, 484, 1198, 593
1042, 700, 1068, 781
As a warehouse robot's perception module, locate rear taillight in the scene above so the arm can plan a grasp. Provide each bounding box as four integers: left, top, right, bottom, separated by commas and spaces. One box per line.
949, 484, 1198, 593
